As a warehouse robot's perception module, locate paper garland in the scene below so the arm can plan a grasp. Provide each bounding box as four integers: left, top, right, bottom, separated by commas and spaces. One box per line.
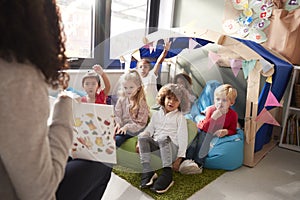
255, 108, 280, 126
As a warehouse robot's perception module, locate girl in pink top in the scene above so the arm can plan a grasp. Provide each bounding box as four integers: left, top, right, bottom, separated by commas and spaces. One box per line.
114, 70, 150, 147
81, 64, 111, 104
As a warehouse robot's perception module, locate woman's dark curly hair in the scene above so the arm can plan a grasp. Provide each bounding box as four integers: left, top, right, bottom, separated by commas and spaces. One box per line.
0, 0, 69, 89
156, 83, 191, 114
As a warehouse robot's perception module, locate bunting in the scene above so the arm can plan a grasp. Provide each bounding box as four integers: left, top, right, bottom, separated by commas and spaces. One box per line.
265, 90, 282, 107
230, 59, 242, 77
255, 108, 280, 126
242, 60, 256, 79
207, 51, 221, 69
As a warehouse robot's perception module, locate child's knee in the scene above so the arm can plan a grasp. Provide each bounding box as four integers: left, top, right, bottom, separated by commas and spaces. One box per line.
138, 131, 151, 139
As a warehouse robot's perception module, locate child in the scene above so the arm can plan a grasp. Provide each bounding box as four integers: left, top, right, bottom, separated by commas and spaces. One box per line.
173, 73, 197, 105
81, 64, 111, 104
138, 83, 190, 194
114, 70, 150, 147
179, 84, 238, 174
136, 41, 171, 108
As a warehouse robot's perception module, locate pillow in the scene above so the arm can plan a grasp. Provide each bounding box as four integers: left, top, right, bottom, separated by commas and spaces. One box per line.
66, 87, 86, 97
204, 128, 244, 170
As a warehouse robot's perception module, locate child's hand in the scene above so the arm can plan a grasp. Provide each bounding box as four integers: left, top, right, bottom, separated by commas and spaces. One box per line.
115, 126, 127, 135
211, 109, 223, 120
172, 157, 183, 172
135, 141, 139, 153
214, 129, 228, 137
93, 64, 104, 75
114, 123, 120, 134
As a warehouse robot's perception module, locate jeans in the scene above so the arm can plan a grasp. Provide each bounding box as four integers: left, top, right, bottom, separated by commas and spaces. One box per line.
115, 129, 144, 147
138, 132, 178, 169
186, 129, 215, 166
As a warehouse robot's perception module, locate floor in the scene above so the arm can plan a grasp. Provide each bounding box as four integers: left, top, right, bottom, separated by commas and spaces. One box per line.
102, 146, 300, 200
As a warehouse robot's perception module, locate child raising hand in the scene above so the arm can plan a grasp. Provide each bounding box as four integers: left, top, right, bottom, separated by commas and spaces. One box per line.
81, 64, 111, 104
136, 40, 171, 108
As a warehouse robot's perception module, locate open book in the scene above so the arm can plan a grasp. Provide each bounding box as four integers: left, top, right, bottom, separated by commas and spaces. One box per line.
48, 96, 116, 164
71, 102, 116, 164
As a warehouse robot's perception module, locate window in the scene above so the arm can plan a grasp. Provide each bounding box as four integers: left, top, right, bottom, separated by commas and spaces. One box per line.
110, 0, 148, 59
56, 0, 160, 69
57, 0, 94, 58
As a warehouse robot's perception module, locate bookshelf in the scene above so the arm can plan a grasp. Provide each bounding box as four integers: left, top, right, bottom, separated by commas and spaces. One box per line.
279, 66, 300, 152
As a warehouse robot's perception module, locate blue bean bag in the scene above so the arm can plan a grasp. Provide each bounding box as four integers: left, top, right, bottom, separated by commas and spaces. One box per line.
204, 128, 244, 170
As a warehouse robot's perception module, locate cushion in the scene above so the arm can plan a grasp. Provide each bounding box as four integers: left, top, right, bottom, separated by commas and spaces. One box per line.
116, 119, 197, 171
204, 128, 244, 170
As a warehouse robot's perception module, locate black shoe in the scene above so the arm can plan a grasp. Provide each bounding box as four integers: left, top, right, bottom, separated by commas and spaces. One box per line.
140, 171, 158, 189
150, 167, 174, 194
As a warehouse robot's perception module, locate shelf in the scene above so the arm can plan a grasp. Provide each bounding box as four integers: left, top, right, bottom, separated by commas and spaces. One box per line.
279, 65, 300, 152
279, 143, 300, 152
289, 106, 300, 112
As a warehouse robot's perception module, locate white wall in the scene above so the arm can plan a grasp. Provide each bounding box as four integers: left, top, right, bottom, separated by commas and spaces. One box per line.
173, 0, 225, 33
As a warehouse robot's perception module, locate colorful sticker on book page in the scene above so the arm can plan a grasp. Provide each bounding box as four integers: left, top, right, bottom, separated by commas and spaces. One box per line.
71, 102, 116, 164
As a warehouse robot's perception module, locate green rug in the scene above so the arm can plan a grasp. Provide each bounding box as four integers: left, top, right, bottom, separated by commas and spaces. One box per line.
113, 165, 226, 200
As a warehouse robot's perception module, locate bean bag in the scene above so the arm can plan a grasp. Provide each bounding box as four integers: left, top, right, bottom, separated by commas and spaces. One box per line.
116, 119, 198, 171
204, 128, 244, 170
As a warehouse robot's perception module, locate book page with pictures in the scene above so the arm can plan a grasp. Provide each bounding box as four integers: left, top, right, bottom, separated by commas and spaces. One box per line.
71, 102, 116, 164
48, 95, 116, 164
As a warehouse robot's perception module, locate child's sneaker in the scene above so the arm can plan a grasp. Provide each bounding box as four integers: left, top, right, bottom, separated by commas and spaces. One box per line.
140, 171, 158, 189
150, 167, 174, 194
179, 159, 203, 175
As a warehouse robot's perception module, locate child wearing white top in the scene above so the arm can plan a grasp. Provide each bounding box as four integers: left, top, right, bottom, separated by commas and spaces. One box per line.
138, 83, 190, 194
136, 41, 171, 108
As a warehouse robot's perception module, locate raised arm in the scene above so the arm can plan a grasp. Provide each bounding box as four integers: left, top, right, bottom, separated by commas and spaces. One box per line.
93, 65, 111, 95
152, 40, 171, 76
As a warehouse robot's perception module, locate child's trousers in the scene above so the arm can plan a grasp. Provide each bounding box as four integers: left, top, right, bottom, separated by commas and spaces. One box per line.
138, 132, 178, 169
186, 129, 214, 166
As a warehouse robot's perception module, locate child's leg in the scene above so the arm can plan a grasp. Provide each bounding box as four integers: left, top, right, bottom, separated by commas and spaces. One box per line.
150, 135, 175, 193
185, 129, 201, 160
138, 132, 159, 188
115, 131, 134, 147
194, 131, 214, 166
156, 135, 178, 168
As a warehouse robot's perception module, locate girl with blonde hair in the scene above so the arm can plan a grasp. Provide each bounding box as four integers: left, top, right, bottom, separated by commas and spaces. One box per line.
114, 70, 150, 147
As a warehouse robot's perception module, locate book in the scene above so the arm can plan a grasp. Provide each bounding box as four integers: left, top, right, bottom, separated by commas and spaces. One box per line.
71, 102, 116, 164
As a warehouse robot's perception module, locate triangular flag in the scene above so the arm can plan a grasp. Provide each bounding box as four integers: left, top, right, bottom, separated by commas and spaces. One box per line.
208, 51, 221, 64
242, 60, 256, 79
230, 59, 242, 77
265, 91, 282, 107
122, 53, 133, 71
255, 108, 280, 126
189, 38, 199, 50
260, 59, 273, 73
131, 50, 141, 61
152, 40, 157, 53
149, 43, 154, 54
266, 76, 272, 83
207, 51, 221, 70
